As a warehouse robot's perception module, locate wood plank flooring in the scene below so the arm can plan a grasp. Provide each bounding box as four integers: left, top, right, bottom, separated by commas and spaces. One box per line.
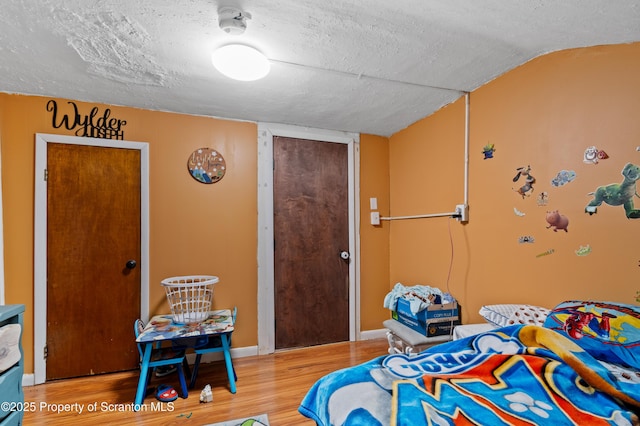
23, 338, 389, 425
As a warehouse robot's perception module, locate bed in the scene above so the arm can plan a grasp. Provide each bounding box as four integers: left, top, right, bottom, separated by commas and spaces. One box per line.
299, 300, 640, 425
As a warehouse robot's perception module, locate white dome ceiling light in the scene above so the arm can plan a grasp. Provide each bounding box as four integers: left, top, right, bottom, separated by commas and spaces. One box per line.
212, 44, 270, 81
212, 7, 270, 81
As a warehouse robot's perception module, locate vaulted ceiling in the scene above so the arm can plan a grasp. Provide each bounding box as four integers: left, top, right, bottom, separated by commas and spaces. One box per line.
1, 1, 638, 136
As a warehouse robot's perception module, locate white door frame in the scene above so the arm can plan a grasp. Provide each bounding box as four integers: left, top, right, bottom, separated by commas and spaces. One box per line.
33, 133, 149, 385
257, 123, 360, 355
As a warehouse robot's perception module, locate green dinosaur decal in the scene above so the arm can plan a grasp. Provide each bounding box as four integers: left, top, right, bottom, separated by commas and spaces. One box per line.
585, 162, 640, 219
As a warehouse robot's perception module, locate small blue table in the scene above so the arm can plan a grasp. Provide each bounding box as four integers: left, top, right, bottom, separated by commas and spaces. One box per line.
134, 309, 235, 406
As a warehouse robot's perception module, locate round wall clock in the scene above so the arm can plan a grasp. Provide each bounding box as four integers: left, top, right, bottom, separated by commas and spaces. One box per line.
187, 148, 226, 184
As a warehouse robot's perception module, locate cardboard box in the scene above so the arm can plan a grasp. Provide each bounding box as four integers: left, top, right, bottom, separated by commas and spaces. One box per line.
396, 297, 458, 320
392, 298, 460, 335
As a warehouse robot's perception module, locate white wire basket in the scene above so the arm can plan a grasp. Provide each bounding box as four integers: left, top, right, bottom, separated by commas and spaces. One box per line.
161, 275, 219, 323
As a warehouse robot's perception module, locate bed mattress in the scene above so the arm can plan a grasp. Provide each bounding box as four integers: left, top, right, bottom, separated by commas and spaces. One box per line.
452, 322, 495, 340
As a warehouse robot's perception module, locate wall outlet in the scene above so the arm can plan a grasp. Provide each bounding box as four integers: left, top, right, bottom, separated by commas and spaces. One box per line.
370, 211, 381, 225
455, 204, 469, 222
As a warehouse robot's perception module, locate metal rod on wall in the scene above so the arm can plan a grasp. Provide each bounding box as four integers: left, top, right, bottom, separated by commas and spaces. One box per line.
379, 92, 470, 222
463, 92, 469, 206
380, 211, 458, 221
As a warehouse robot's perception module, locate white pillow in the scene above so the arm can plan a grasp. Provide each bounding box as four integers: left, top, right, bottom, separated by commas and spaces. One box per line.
479, 304, 549, 328
479, 304, 522, 327
505, 305, 550, 326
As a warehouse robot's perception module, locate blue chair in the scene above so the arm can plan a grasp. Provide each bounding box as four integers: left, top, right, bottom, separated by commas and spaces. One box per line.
189, 307, 237, 391
134, 319, 189, 400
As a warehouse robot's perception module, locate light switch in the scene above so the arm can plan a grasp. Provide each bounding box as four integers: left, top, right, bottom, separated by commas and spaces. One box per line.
369, 197, 378, 210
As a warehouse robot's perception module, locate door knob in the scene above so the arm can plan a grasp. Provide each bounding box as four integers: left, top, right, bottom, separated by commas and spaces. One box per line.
340, 251, 350, 261
125, 260, 137, 269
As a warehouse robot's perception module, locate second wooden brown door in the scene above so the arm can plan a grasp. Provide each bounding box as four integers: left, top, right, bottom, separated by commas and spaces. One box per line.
273, 136, 350, 349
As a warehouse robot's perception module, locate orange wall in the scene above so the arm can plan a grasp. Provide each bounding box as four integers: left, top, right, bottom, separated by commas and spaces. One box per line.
389, 43, 640, 323
359, 134, 390, 331
1, 96, 258, 373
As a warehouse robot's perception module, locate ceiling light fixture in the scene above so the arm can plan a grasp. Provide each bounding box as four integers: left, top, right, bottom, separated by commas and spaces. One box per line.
212, 7, 270, 82
212, 44, 270, 81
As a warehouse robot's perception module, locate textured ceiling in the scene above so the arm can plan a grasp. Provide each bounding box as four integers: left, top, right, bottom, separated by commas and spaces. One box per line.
0, 1, 639, 136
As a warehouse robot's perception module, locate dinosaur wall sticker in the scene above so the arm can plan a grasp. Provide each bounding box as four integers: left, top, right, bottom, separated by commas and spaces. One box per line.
585, 163, 640, 219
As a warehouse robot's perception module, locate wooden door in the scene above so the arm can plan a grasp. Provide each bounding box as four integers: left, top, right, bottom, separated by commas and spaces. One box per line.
46, 143, 141, 380
273, 136, 350, 349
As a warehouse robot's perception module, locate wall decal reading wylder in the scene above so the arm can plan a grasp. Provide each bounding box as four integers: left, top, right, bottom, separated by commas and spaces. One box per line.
46, 100, 127, 140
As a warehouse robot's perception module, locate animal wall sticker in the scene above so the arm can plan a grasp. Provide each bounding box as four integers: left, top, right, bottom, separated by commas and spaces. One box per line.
585, 163, 640, 219
546, 210, 569, 232
513, 165, 535, 198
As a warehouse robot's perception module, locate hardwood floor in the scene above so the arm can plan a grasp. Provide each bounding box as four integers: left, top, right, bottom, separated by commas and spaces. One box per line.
23, 338, 389, 425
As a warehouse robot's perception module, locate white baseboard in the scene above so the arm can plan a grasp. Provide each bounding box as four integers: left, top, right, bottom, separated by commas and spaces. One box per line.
359, 327, 387, 340
22, 373, 35, 387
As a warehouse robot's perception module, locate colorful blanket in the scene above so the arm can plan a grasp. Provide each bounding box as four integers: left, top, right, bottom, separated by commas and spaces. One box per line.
299, 325, 640, 425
